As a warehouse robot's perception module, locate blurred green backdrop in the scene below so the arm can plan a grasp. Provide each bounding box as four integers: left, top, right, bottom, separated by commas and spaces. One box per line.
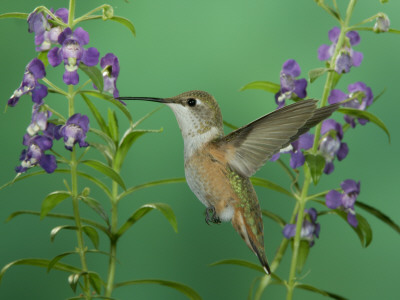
1, 0, 399, 299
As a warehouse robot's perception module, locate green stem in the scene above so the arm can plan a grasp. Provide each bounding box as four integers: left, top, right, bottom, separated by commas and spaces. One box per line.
33, 6, 66, 27
73, 4, 110, 26
42, 78, 68, 96
68, 0, 76, 28
68, 85, 75, 116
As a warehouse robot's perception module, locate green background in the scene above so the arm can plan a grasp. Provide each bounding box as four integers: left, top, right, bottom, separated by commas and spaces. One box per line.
1, 0, 399, 299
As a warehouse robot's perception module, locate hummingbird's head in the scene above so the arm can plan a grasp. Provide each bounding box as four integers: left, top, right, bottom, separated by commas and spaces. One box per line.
118, 90, 224, 141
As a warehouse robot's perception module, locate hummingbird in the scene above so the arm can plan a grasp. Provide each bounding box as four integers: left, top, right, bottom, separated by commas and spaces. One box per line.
117, 91, 338, 274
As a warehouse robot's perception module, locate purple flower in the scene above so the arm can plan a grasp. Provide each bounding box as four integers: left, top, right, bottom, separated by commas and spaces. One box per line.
28, 8, 69, 51
16, 134, 57, 174
328, 82, 373, 128
318, 27, 363, 74
270, 133, 314, 169
319, 119, 348, 174
274, 59, 308, 108
326, 179, 360, 227
48, 27, 99, 85
59, 114, 90, 151
283, 208, 320, 247
98, 53, 123, 102
374, 14, 390, 33
8, 58, 48, 107
27, 104, 51, 136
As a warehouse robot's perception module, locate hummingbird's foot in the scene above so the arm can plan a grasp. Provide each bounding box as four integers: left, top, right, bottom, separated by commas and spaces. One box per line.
205, 206, 221, 225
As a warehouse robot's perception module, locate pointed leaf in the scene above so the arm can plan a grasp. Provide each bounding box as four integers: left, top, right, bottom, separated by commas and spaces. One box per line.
240, 81, 280, 94
88, 271, 103, 294
81, 159, 126, 190
117, 203, 177, 237
79, 64, 104, 92
251, 177, 294, 198
132, 106, 163, 129
115, 279, 201, 300
41, 191, 71, 219
261, 210, 286, 227
296, 240, 310, 273
89, 142, 113, 166
47, 251, 76, 272
83, 226, 100, 249
81, 197, 109, 225
296, 284, 348, 300
355, 201, 400, 234
80, 90, 132, 123
305, 154, 326, 185
107, 108, 119, 142
110, 16, 136, 36
77, 170, 113, 200
309, 68, 329, 83
37, 51, 49, 67
356, 213, 373, 247
330, 71, 342, 89
82, 94, 109, 135
0, 12, 28, 20
0, 258, 80, 284
90, 128, 116, 153
337, 108, 390, 142
50, 225, 77, 242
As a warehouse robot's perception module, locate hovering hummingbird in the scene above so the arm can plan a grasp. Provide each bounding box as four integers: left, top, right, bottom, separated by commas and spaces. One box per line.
117, 91, 338, 274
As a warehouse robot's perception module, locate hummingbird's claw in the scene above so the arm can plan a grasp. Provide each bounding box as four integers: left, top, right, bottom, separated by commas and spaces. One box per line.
205, 206, 221, 225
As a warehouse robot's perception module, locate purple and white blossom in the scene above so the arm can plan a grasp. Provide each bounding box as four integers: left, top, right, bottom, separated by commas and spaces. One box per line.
59, 113, 90, 151
283, 208, 320, 247
374, 14, 390, 33
48, 27, 99, 85
270, 132, 314, 169
27, 104, 51, 136
326, 179, 360, 227
8, 58, 48, 107
16, 134, 57, 174
318, 27, 363, 74
328, 82, 373, 128
275, 59, 308, 109
319, 119, 348, 174
99, 53, 121, 100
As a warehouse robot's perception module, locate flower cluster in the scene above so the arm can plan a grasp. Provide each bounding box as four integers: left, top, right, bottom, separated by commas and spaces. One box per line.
283, 208, 320, 247
318, 27, 363, 74
326, 180, 361, 227
275, 59, 308, 109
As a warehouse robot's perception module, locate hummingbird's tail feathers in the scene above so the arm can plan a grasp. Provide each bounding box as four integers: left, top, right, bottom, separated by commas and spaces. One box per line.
249, 238, 271, 274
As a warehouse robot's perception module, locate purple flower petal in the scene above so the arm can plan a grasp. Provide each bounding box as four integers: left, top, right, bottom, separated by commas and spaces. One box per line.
347, 212, 358, 228
321, 119, 342, 138
48, 47, 62, 66
326, 190, 342, 209
282, 59, 301, 77
73, 27, 90, 45
82, 47, 100, 66
27, 58, 46, 79
328, 27, 341, 43
58, 27, 72, 44
34, 135, 53, 151
293, 78, 307, 98
290, 151, 305, 169
283, 224, 296, 239
298, 133, 314, 150
337, 142, 348, 161
318, 44, 331, 61
55, 8, 69, 23
323, 161, 334, 174
39, 154, 57, 173
335, 52, 352, 73
306, 208, 318, 222
351, 50, 363, 67
31, 84, 48, 104
63, 70, 79, 85
346, 31, 361, 46
341, 179, 360, 195
328, 89, 348, 104
269, 153, 280, 162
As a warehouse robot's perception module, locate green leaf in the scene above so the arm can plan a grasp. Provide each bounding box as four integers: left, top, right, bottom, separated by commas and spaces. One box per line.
240, 81, 280, 94
355, 201, 400, 234
81, 159, 126, 190
50, 225, 77, 242
37, 51, 49, 67
80, 90, 132, 123
132, 106, 163, 129
0, 12, 28, 20
115, 279, 201, 300
107, 108, 119, 142
308, 68, 329, 83
118, 178, 186, 202
81, 197, 110, 225
40, 191, 71, 219
296, 240, 310, 273
261, 210, 286, 227
76, 170, 113, 200
82, 94, 110, 135
0, 258, 80, 284
90, 128, 117, 153
88, 271, 103, 294
304, 154, 326, 185
118, 203, 178, 237
79, 64, 104, 92
251, 177, 294, 198
83, 226, 100, 249
47, 251, 76, 273
357, 213, 373, 247
330, 70, 342, 89
337, 108, 390, 142
296, 284, 348, 300
110, 16, 136, 36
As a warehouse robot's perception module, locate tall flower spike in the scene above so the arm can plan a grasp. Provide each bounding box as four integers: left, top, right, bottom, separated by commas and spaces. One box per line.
328, 82, 373, 128
274, 59, 307, 109
8, 58, 48, 107
48, 27, 99, 85
326, 180, 361, 227
16, 134, 57, 174
59, 113, 90, 151
318, 27, 363, 74
283, 208, 320, 247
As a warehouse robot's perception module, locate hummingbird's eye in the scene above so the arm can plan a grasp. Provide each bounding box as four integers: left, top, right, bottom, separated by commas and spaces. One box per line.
187, 98, 197, 107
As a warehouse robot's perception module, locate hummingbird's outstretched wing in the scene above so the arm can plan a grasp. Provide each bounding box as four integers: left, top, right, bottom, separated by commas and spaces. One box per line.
214, 99, 339, 177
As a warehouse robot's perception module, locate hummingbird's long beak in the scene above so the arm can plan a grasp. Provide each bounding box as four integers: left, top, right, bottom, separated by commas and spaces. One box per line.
116, 96, 168, 103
